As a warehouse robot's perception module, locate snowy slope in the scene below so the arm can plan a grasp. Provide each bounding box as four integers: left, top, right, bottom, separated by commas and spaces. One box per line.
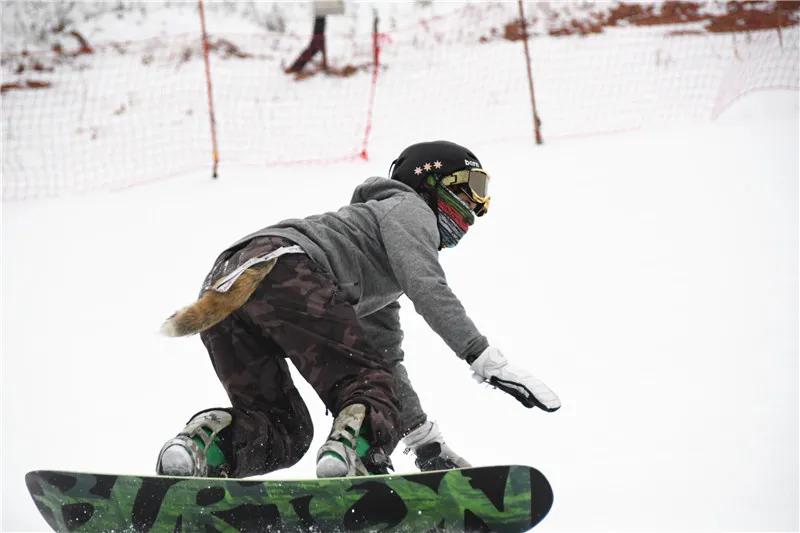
2, 90, 797, 531
2, 1, 799, 530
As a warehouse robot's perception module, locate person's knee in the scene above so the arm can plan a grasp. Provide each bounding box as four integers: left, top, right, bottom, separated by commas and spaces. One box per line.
281, 389, 314, 467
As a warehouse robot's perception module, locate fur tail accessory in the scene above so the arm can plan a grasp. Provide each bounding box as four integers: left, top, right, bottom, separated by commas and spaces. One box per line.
160, 259, 277, 337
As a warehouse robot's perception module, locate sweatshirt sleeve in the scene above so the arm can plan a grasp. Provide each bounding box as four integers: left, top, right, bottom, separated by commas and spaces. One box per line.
379, 197, 488, 360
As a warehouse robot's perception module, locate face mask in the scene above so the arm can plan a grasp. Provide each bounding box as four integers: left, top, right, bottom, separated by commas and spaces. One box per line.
429, 182, 476, 249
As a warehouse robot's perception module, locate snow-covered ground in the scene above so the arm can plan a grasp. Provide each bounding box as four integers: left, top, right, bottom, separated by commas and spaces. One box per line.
2, 88, 797, 531
2, 1, 799, 530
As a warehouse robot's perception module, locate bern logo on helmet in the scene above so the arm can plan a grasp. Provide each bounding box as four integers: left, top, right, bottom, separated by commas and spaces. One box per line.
465, 159, 479, 168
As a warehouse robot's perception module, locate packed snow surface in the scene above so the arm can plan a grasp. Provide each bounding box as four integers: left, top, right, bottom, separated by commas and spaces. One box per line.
1, 2, 799, 530
2, 89, 797, 531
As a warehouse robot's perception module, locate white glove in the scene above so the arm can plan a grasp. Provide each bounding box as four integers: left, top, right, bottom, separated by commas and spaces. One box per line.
470, 346, 561, 412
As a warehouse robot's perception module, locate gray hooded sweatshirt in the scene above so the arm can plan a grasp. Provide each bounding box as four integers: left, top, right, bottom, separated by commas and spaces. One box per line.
229, 176, 488, 362
222, 177, 489, 432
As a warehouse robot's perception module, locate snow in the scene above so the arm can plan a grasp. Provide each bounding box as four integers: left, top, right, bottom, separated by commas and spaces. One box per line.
2, 89, 797, 531
1, 3, 799, 532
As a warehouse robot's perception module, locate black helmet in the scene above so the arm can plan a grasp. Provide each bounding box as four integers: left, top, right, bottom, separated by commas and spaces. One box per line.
389, 140, 482, 191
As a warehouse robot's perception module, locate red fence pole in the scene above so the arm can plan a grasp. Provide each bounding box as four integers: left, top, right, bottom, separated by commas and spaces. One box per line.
359, 11, 382, 160
198, 0, 220, 177
518, 0, 543, 145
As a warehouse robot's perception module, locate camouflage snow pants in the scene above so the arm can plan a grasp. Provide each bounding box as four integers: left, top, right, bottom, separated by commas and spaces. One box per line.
199, 237, 400, 478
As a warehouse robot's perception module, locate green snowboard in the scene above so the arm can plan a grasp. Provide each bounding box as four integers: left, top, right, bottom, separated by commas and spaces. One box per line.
25, 464, 552, 532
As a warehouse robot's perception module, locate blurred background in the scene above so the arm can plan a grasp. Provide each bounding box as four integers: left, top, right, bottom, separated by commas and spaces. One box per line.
2, 1, 798, 531
2, 1, 797, 198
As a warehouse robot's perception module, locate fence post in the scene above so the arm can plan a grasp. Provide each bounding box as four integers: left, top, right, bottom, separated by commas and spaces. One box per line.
359, 10, 381, 161
198, 0, 220, 178
517, 0, 543, 145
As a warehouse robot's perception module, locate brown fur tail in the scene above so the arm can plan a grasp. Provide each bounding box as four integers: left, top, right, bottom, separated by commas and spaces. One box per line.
160, 259, 277, 337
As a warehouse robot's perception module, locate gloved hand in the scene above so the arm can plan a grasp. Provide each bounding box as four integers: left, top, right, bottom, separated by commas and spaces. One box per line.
470, 346, 561, 412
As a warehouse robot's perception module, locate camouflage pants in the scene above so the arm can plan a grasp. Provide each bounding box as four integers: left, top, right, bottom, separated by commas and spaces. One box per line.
199, 237, 400, 478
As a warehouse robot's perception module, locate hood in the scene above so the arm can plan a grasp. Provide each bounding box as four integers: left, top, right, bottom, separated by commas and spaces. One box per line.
350, 176, 418, 204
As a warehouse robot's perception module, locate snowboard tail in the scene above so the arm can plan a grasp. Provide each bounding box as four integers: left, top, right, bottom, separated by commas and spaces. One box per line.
26, 464, 552, 532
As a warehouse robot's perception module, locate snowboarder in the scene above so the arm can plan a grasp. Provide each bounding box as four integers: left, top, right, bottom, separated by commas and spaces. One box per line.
157, 140, 561, 480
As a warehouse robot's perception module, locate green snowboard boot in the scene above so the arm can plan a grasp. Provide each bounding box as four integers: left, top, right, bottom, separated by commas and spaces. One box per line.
316, 403, 391, 477
156, 409, 232, 477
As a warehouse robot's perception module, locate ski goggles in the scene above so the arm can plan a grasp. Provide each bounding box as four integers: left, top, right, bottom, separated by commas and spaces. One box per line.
441, 168, 491, 216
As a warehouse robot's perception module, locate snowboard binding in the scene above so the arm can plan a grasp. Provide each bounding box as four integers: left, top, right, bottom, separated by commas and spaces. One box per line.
403, 419, 471, 471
